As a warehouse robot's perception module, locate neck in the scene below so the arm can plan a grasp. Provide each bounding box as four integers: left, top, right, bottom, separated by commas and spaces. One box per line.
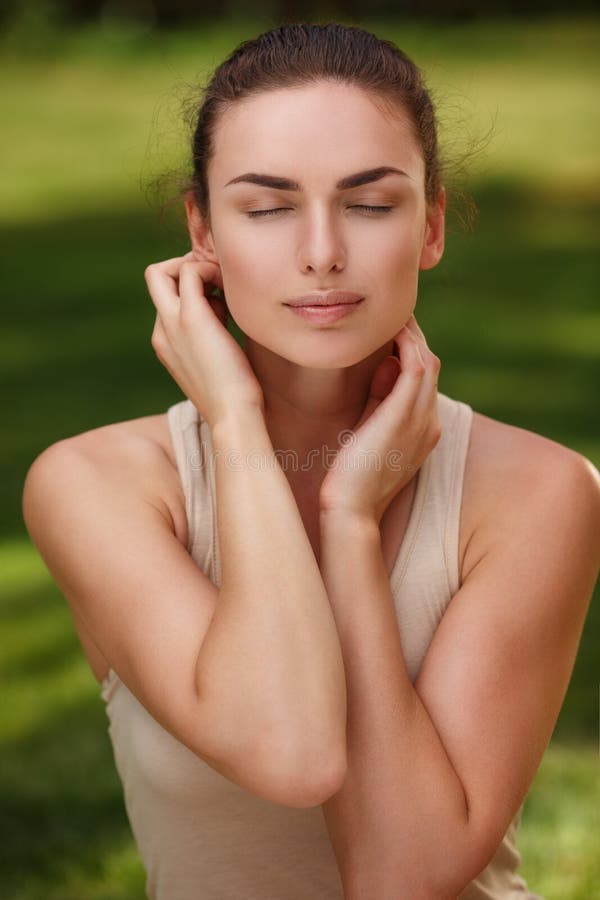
244, 337, 395, 481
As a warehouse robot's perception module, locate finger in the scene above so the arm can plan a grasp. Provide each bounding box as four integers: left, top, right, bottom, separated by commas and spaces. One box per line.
394, 326, 440, 427
394, 325, 427, 380
145, 257, 222, 327
354, 329, 430, 434
353, 356, 400, 429
146, 255, 188, 279
145, 255, 221, 288
180, 256, 224, 291
411, 343, 441, 436
405, 314, 427, 344
382, 326, 429, 417
414, 319, 427, 344
150, 312, 170, 364
404, 314, 440, 394
144, 259, 184, 320
412, 347, 440, 410
406, 315, 429, 350
394, 324, 441, 452
178, 260, 225, 328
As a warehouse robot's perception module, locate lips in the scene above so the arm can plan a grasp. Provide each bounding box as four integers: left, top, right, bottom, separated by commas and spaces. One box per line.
284, 291, 364, 308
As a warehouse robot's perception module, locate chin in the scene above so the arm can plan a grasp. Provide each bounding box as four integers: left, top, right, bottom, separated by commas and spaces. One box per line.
242, 321, 392, 369
278, 339, 383, 371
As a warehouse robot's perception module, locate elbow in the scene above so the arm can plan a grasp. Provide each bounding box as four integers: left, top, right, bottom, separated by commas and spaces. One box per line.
424, 833, 499, 899
262, 709, 348, 808
287, 762, 347, 809
192, 692, 347, 809
304, 750, 348, 807
267, 741, 348, 809
422, 865, 479, 900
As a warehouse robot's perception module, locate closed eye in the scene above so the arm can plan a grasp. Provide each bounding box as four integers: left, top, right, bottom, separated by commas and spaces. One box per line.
246, 208, 291, 218
351, 205, 394, 214
246, 205, 394, 218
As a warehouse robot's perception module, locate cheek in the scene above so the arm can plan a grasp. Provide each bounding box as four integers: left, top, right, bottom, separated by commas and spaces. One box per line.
218, 254, 274, 336
220, 238, 283, 308
369, 237, 419, 291
217, 244, 256, 297
362, 217, 420, 261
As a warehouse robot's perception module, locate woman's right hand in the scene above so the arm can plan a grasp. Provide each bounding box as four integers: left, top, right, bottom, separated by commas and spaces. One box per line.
144, 253, 264, 429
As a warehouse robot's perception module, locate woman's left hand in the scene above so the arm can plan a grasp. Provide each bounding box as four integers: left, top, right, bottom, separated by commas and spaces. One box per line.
319, 315, 442, 526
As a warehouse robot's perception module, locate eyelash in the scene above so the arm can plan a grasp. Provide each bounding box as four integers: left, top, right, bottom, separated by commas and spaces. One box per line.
246, 205, 394, 218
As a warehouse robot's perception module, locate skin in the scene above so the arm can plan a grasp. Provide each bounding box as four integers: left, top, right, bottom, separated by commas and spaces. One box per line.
69, 78, 448, 690
179, 79, 445, 503
141, 78, 600, 893
25, 73, 600, 893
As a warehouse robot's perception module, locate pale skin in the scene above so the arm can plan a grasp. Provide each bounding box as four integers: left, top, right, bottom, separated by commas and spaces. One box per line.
22, 81, 600, 896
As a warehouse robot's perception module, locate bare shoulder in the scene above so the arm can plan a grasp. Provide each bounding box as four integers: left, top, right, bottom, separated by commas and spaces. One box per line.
459, 408, 600, 583
37, 412, 189, 551
24, 412, 189, 685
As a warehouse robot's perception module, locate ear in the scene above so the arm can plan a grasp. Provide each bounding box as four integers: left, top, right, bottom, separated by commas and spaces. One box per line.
185, 192, 217, 259
419, 186, 446, 271
184, 192, 224, 290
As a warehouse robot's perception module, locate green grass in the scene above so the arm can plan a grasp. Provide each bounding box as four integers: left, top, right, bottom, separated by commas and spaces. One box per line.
518, 744, 600, 899
2, 543, 598, 899
1, 15, 599, 900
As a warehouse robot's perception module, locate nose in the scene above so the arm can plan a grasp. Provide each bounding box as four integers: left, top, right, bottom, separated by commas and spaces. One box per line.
297, 205, 346, 276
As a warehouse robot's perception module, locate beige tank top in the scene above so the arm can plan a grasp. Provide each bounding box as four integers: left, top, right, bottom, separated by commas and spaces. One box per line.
101, 392, 537, 900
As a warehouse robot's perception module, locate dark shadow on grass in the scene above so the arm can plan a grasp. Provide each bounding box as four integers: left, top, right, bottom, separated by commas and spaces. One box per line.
1, 680, 144, 897
2, 181, 598, 754
1, 572, 145, 897
3, 181, 599, 537
1, 579, 86, 680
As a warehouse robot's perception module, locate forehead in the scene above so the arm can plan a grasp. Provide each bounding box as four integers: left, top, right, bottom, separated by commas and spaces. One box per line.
209, 81, 424, 185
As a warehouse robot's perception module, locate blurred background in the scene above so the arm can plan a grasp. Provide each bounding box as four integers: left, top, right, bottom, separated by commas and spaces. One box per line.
1, 1, 598, 898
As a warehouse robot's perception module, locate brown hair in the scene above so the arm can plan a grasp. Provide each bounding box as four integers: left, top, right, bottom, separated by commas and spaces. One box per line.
189, 22, 444, 226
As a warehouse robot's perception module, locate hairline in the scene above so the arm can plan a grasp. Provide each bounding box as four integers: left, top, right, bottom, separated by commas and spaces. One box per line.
202, 77, 421, 219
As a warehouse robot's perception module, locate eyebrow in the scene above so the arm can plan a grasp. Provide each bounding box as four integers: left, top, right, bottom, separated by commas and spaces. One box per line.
224, 166, 410, 191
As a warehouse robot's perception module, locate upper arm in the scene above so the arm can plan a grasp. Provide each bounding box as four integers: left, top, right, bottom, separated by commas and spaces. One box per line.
22, 433, 225, 764
414, 443, 600, 881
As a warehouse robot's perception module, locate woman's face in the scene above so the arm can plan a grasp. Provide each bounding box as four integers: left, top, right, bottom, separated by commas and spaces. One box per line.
202, 80, 444, 369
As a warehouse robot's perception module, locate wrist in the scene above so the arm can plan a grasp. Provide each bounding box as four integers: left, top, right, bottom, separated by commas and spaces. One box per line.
319, 505, 380, 538
212, 399, 264, 426
211, 403, 268, 448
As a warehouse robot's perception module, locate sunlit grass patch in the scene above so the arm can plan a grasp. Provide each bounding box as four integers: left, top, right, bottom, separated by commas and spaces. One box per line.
1, 15, 598, 900
519, 742, 600, 899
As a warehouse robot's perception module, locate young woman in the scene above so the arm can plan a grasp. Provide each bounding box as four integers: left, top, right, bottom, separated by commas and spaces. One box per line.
22, 22, 599, 900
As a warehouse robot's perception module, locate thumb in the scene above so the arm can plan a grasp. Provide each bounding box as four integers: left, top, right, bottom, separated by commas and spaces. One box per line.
353, 356, 401, 430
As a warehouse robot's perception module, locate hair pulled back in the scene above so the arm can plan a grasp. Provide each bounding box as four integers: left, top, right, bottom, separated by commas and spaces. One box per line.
190, 23, 443, 223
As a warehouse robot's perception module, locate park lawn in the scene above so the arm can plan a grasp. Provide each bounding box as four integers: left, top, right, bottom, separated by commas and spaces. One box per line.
2, 541, 599, 899
1, 15, 598, 900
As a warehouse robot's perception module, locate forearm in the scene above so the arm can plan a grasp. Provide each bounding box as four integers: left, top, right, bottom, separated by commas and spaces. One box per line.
194, 405, 347, 797
319, 509, 470, 899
